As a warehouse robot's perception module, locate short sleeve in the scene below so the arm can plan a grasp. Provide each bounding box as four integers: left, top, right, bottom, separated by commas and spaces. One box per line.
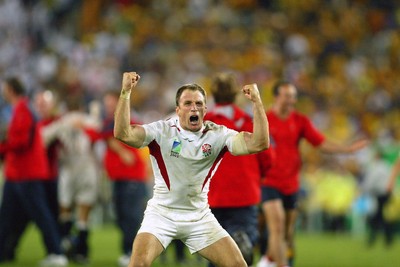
141, 120, 165, 147
301, 116, 325, 147
223, 126, 239, 153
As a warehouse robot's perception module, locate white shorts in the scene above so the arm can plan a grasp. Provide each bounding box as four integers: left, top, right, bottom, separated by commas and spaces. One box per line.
137, 202, 229, 254
58, 161, 98, 207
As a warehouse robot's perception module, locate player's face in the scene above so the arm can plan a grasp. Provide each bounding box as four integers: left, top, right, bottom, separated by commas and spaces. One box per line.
176, 89, 207, 132
103, 94, 118, 117
34, 91, 54, 118
276, 84, 297, 111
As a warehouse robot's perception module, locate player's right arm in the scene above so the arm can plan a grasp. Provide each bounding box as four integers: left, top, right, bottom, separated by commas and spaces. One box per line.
114, 72, 146, 148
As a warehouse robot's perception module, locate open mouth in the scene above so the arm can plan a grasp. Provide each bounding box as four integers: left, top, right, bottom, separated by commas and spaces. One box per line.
189, 115, 199, 124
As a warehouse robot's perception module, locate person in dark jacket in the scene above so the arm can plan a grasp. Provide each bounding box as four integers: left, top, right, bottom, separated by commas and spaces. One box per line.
0, 77, 67, 266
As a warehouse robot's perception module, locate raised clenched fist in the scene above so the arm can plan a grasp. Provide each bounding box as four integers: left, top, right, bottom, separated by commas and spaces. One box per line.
122, 72, 140, 92
242, 83, 261, 103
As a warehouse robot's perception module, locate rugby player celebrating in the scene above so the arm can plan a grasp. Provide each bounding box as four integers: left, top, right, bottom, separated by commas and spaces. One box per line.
114, 72, 270, 267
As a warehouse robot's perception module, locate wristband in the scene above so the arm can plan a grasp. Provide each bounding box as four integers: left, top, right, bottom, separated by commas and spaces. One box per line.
120, 90, 131, 100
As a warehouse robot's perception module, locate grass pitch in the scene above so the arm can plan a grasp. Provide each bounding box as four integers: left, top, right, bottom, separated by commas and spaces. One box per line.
0, 225, 399, 267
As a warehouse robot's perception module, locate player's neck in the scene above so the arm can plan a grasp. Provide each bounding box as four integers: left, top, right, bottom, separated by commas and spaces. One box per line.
272, 105, 292, 119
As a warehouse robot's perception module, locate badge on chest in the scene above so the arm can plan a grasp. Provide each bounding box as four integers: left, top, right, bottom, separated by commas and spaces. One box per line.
170, 139, 182, 158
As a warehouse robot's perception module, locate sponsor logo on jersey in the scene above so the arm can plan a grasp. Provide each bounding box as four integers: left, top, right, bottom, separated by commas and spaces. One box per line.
201, 143, 212, 158
170, 139, 182, 158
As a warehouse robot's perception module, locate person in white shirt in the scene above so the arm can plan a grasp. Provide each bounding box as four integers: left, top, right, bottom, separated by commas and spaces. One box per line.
114, 72, 270, 267
363, 150, 399, 247
42, 101, 101, 263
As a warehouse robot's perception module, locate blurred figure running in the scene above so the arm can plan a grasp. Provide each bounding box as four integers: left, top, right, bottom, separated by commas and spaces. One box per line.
257, 81, 368, 267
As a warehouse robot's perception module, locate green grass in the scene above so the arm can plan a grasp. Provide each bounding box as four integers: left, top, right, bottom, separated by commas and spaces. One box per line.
0, 225, 399, 267
295, 232, 400, 267
0, 224, 205, 267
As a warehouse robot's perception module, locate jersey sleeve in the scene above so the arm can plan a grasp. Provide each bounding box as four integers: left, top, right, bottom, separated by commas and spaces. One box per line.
141, 120, 165, 147
301, 115, 325, 147
223, 126, 239, 153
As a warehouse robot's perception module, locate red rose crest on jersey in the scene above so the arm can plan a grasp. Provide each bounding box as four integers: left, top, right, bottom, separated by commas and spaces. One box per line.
201, 144, 212, 157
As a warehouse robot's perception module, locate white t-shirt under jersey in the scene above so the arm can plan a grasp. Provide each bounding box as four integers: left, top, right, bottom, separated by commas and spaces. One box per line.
142, 117, 238, 218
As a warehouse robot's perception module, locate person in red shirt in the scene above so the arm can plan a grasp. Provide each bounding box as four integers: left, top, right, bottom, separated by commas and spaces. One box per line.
0, 77, 67, 266
257, 82, 368, 267
205, 73, 271, 266
0, 90, 63, 263
34, 90, 62, 223
86, 90, 148, 267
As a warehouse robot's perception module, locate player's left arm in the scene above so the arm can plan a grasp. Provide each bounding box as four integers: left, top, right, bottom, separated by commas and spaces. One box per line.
232, 83, 269, 155
301, 114, 369, 154
41, 117, 68, 146
319, 138, 369, 154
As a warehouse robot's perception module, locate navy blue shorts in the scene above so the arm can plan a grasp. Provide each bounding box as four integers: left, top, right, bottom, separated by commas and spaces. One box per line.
261, 186, 298, 210
211, 205, 258, 246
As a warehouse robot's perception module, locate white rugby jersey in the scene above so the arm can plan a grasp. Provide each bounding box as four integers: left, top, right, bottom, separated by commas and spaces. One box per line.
42, 111, 100, 166
142, 117, 238, 213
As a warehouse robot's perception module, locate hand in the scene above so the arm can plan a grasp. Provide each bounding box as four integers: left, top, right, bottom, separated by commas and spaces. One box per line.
122, 72, 140, 92
242, 83, 262, 103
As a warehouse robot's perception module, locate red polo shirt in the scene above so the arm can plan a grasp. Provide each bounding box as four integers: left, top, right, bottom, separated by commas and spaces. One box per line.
205, 104, 271, 207
0, 98, 50, 181
38, 116, 61, 180
261, 110, 325, 194
86, 117, 147, 181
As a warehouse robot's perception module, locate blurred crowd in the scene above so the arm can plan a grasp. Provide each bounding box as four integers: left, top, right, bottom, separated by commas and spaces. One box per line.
0, 0, 400, 263
0, 0, 399, 126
